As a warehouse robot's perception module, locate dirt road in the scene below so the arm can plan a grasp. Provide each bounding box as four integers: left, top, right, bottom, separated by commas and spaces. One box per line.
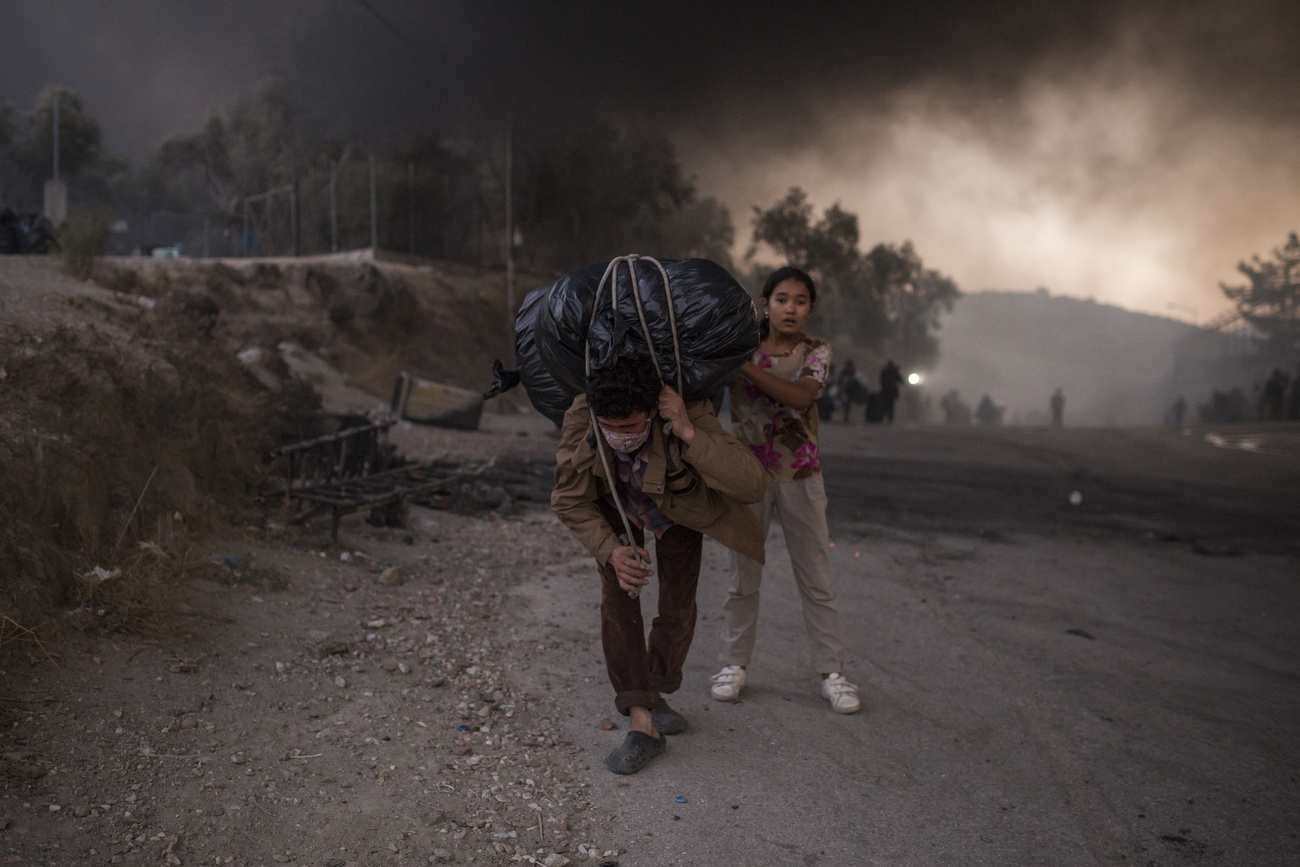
517, 421, 1300, 866
4, 415, 1299, 866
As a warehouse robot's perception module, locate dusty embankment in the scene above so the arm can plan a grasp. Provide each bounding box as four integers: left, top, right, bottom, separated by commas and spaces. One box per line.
0, 253, 643, 866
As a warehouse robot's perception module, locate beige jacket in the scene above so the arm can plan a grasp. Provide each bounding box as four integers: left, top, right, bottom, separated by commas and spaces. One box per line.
551, 394, 768, 566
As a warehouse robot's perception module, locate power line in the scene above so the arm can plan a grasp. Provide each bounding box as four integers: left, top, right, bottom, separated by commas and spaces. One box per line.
351, 0, 416, 51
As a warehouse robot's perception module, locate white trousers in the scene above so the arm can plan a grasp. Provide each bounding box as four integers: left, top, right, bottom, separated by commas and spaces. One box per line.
720, 473, 846, 674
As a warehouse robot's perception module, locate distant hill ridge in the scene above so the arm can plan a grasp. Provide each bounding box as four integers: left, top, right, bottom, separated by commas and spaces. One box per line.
930, 289, 1199, 426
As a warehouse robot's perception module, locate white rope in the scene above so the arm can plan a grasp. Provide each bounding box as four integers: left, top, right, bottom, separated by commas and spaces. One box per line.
582, 254, 684, 597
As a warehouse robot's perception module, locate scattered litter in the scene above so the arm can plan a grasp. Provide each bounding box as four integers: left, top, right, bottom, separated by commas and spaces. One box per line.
674, 795, 687, 803
137, 540, 169, 559
1068, 491, 1083, 506
597, 719, 616, 731
339, 552, 351, 562
1192, 541, 1242, 557
236, 347, 263, 366
378, 565, 405, 586
83, 566, 121, 583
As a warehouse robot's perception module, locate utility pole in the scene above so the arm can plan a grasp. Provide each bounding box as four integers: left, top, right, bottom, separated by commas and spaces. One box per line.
329, 160, 339, 253
52, 92, 59, 183
43, 91, 67, 223
408, 162, 415, 256
369, 154, 378, 251
505, 117, 515, 330
290, 175, 299, 257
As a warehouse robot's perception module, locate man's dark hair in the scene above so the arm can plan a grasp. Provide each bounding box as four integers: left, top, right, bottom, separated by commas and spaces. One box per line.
587, 354, 661, 419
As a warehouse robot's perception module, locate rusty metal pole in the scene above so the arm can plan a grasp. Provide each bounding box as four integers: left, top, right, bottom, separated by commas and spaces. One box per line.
505, 118, 515, 332
369, 154, 378, 251
330, 160, 339, 253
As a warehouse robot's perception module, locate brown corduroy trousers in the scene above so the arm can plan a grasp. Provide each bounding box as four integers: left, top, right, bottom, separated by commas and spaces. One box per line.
596, 498, 704, 716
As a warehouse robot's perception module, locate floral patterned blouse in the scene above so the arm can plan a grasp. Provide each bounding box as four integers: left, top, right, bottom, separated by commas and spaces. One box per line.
728, 335, 831, 482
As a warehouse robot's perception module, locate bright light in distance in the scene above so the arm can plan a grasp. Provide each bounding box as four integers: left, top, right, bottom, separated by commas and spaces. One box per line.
907, 373, 922, 385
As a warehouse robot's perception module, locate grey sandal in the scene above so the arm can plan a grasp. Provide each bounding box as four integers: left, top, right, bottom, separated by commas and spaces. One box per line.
651, 698, 688, 735
604, 731, 666, 774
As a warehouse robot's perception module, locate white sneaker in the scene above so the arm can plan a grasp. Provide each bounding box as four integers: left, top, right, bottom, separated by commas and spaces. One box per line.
710, 665, 746, 701
821, 672, 861, 714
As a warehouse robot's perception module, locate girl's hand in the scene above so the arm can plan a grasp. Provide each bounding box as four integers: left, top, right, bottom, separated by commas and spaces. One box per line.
739, 363, 820, 412
658, 386, 695, 445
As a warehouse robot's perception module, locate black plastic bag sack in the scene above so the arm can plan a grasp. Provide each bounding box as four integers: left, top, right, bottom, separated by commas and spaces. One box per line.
490, 257, 759, 425
542, 256, 757, 394
511, 284, 575, 424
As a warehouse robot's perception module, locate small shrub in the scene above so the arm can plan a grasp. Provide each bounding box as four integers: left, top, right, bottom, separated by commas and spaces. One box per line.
59, 205, 111, 279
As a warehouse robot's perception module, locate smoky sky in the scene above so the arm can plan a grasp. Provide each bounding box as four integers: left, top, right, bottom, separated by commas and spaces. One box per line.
2, 0, 1298, 317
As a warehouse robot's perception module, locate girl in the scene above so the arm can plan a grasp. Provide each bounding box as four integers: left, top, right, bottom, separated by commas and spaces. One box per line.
712, 266, 860, 713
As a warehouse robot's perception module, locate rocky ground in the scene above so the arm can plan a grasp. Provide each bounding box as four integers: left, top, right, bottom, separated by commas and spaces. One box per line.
0, 254, 624, 866
0, 419, 635, 867
2, 255, 1298, 866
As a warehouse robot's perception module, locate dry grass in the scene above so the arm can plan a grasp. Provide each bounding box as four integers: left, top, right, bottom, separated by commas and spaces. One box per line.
59, 206, 112, 280
0, 301, 284, 640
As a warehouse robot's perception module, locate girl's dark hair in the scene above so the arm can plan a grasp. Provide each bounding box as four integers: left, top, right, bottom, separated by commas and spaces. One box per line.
759, 266, 817, 338
587, 354, 661, 419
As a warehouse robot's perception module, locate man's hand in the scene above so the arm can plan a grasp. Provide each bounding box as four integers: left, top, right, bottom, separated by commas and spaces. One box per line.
609, 544, 652, 592
657, 386, 695, 445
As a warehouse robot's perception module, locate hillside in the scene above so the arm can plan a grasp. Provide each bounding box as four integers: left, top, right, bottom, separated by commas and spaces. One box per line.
928, 290, 1202, 426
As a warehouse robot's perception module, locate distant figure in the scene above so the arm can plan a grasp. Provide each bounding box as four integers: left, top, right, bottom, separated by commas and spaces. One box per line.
940, 390, 971, 425
1289, 365, 1300, 420
1172, 395, 1187, 428
834, 360, 869, 422
1261, 368, 1289, 420
816, 363, 838, 420
1049, 388, 1065, 427
975, 394, 1005, 426
879, 360, 904, 424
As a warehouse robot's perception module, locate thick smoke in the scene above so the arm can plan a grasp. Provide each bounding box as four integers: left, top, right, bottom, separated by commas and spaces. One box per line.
0, 1, 1296, 317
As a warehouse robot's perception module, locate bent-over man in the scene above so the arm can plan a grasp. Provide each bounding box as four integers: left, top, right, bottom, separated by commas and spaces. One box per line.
552, 354, 767, 774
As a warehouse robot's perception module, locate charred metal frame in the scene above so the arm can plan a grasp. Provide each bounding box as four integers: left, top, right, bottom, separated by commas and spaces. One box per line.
276, 421, 490, 539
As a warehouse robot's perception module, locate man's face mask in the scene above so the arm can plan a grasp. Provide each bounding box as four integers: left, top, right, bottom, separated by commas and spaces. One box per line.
600, 420, 651, 453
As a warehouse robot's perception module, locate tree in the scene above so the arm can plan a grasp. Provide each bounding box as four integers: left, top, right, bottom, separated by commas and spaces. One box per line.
25, 85, 102, 177
1221, 232, 1300, 345
864, 241, 961, 369
516, 118, 728, 269
132, 82, 735, 265
151, 77, 298, 216
0, 100, 13, 152
750, 187, 960, 369
0, 100, 13, 206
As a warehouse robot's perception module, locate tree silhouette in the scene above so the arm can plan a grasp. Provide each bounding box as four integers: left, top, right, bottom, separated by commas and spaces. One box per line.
750, 187, 960, 368
25, 85, 102, 177
1221, 232, 1300, 345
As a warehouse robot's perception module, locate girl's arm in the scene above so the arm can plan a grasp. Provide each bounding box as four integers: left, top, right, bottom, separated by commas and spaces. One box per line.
740, 361, 821, 412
